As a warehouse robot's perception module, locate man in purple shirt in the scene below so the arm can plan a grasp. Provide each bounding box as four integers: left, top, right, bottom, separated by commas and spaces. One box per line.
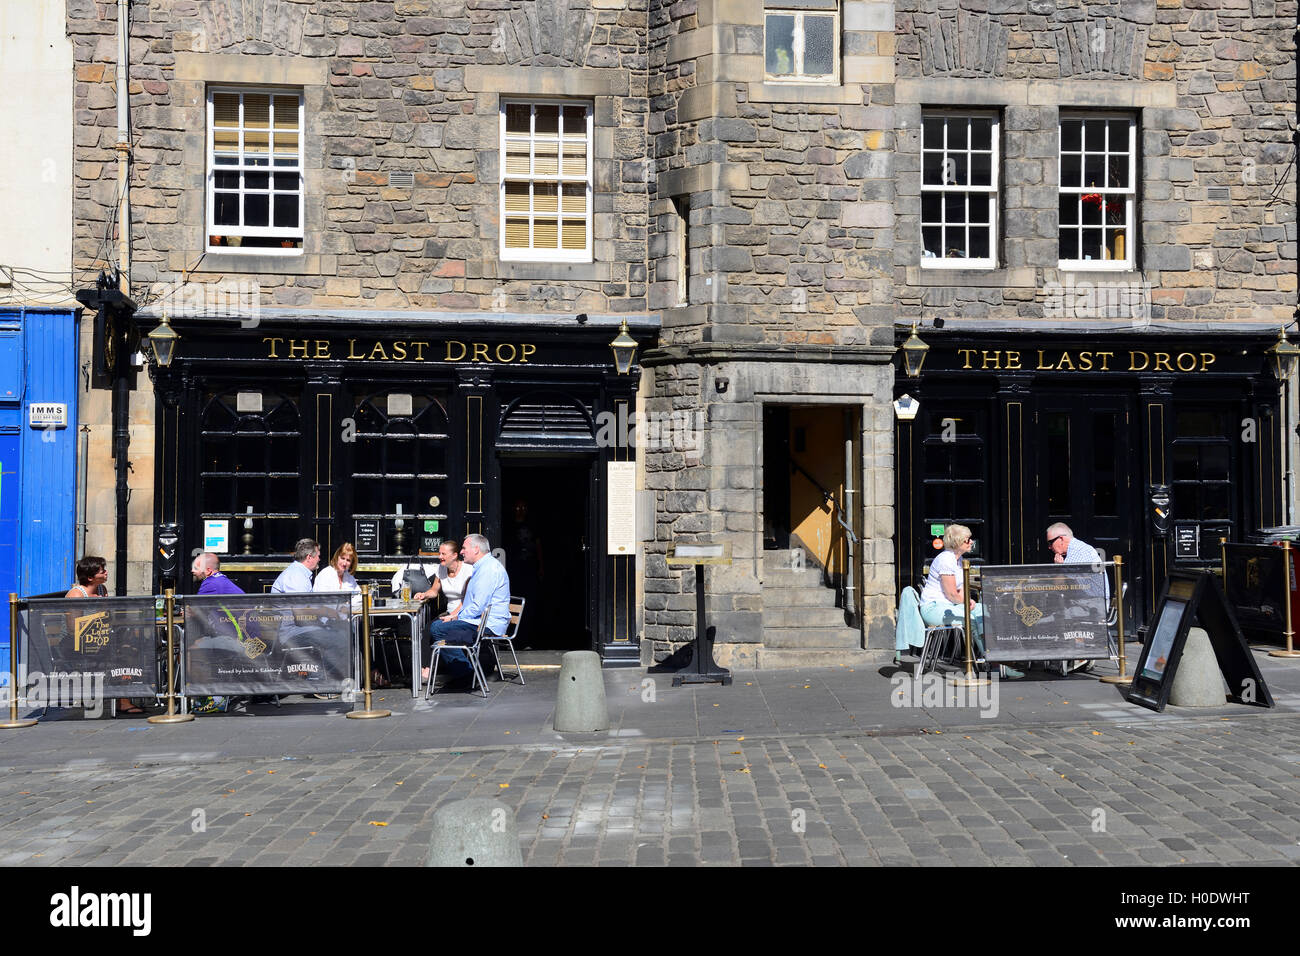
191, 553, 245, 595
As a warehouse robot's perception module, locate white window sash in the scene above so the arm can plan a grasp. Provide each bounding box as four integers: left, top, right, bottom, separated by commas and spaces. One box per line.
764, 9, 840, 84
1058, 113, 1136, 270
499, 100, 594, 263
920, 111, 1000, 269
206, 88, 305, 253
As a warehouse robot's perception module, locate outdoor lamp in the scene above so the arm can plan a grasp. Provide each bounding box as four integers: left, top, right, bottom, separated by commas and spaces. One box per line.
1267, 326, 1300, 380
900, 322, 930, 378
610, 320, 638, 375
147, 312, 180, 368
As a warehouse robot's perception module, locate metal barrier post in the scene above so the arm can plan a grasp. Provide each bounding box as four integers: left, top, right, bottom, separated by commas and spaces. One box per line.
149, 588, 193, 724
0, 594, 36, 730
1100, 556, 1132, 685
950, 560, 990, 687
1270, 540, 1300, 659
347, 584, 390, 719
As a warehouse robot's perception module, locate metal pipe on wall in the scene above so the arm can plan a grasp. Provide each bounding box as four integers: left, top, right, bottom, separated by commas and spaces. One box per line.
112, 0, 131, 595
76, 425, 89, 557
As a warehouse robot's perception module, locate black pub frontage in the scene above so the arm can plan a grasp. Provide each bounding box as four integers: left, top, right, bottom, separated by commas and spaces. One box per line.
894, 323, 1293, 633
139, 308, 658, 666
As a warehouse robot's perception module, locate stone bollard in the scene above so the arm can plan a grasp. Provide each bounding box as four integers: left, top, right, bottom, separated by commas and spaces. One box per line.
1169, 626, 1228, 708
553, 650, 609, 732
425, 798, 523, 867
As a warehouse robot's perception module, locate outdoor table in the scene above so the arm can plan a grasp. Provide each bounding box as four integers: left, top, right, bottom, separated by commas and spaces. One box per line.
353, 599, 430, 699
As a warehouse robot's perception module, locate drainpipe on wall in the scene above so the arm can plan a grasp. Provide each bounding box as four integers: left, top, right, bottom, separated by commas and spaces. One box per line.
112, 0, 131, 595
76, 424, 90, 557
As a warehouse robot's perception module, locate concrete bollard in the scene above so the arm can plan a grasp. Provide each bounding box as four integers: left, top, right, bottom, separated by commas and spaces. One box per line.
1169, 626, 1228, 708
425, 798, 523, 867
553, 650, 609, 732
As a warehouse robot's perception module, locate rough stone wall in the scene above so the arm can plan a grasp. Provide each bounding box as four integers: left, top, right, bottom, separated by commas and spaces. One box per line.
642, 0, 900, 660
893, 0, 1297, 326
67, 0, 650, 315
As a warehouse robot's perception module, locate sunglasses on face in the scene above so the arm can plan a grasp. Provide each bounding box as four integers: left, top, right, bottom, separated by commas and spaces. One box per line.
1046, 535, 1065, 548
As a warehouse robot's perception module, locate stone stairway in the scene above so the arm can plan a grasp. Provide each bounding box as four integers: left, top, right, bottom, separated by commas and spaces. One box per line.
758, 550, 880, 669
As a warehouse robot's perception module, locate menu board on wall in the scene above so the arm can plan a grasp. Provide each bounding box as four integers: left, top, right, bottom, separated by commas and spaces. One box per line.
607, 461, 636, 555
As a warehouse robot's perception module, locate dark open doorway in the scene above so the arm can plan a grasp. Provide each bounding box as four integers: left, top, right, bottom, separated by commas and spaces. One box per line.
500, 459, 594, 651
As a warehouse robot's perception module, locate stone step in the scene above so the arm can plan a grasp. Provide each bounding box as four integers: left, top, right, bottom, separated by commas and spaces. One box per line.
763, 605, 850, 629
762, 550, 823, 575
761, 626, 862, 649
763, 568, 829, 588
759, 587, 843, 608
755, 647, 888, 669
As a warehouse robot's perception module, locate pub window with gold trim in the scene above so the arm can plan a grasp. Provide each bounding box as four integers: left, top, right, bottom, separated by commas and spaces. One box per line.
500, 101, 593, 262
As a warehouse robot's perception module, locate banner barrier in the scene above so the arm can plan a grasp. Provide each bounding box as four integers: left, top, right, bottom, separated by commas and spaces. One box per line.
980, 563, 1110, 662
182, 592, 353, 696
20, 596, 161, 702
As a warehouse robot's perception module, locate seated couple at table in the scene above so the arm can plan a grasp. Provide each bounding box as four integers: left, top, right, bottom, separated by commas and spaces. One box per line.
918, 522, 1107, 680
406, 534, 511, 690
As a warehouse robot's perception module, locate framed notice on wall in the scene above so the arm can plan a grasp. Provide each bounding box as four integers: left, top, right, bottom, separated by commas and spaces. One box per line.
607, 461, 636, 555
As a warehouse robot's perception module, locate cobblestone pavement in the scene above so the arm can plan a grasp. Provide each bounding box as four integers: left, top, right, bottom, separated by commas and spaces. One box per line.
1, 713, 1297, 866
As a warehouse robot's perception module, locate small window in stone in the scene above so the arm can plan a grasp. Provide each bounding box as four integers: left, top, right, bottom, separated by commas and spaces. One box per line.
673, 196, 690, 305
1059, 113, 1136, 269
765, 3, 839, 84
501, 101, 593, 262
207, 88, 304, 253
920, 110, 999, 268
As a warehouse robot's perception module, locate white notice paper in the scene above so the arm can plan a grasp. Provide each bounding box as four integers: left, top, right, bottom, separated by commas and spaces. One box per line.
204, 520, 230, 553
607, 461, 636, 555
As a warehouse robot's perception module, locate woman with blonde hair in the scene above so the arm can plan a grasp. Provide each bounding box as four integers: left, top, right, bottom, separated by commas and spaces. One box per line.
919, 524, 1022, 680
313, 542, 360, 593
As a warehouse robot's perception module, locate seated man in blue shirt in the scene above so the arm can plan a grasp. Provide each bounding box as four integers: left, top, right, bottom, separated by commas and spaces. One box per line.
271, 538, 320, 593
423, 533, 511, 688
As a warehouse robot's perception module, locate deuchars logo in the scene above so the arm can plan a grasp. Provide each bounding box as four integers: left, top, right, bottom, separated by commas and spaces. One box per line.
50, 886, 151, 936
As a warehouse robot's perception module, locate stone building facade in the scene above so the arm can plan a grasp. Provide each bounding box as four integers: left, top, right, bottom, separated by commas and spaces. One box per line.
63, 0, 1295, 662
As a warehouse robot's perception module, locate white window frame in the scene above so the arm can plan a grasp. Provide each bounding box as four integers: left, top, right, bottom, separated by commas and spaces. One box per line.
764, 6, 840, 85
499, 100, 594, 263
206, 87, 304, 255
920, 110, 1000, 270
1058, 112, 1137, 271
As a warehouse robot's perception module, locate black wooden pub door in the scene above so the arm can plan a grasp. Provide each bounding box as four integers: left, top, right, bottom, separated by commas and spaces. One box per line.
1033, 391, 1141, 614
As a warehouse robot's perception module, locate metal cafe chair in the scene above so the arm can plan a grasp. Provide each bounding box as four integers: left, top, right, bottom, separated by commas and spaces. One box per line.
917, 622, 965, 677
425, 605, 503, 699
481, 597, 527, 685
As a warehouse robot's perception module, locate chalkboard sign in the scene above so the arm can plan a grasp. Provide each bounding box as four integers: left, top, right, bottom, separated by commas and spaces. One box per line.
1222, 543, 1288, 643
980, 563, 1110, 662
355, 520, 379, 555
1128, 571, 1273, 713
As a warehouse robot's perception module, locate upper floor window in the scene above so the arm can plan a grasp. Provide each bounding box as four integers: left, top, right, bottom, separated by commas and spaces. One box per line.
1059, 114, 1136, 269
765, 3, 839, 83
207, 88, 304, 253
501, 101, 593, 262
921, 111, 999, 268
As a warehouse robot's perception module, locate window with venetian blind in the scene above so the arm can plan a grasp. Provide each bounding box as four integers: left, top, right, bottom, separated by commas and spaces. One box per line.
501, 101, 593, 262
207, 88, 304, 252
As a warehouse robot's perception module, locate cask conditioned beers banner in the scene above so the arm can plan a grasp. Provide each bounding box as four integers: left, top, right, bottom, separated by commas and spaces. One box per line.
183, 593, 353, 695
22, 598, 160, 700
980, 564, 1110, 662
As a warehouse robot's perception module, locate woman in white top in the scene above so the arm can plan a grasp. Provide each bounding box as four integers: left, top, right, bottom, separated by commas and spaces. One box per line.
313, 542, 360, 593
919, 524, 1021, 680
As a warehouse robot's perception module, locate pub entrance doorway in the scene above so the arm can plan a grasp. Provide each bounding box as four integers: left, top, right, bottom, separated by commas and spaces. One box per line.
499, 458, 595, 651
1031, 390, 1141, 620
